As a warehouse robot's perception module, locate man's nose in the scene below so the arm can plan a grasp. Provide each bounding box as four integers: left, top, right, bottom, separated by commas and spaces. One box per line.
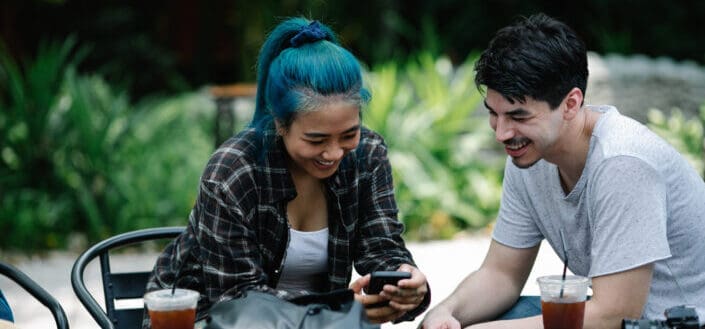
494, 117, 514, 142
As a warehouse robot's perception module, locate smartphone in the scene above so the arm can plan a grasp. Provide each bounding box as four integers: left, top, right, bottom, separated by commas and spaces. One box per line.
366, 271, 412, 295
365, 271, 411, 308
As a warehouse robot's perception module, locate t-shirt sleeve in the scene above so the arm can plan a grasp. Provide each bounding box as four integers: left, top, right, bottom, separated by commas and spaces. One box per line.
588, 156, 671, 277
492, 158, 543, 248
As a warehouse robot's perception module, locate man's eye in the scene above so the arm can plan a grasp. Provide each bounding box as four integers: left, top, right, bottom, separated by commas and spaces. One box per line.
307, 140, 324, 145
513, 117, 528, 122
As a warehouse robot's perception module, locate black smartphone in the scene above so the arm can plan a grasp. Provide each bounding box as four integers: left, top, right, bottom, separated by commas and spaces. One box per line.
365, 271, 411, 308
366, 271, 412, 295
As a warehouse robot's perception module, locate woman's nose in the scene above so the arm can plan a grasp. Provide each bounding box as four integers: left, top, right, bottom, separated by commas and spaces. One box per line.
323, 145, 344, 160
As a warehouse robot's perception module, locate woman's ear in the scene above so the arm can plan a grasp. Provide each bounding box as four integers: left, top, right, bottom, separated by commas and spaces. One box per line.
274, 120, 286, 136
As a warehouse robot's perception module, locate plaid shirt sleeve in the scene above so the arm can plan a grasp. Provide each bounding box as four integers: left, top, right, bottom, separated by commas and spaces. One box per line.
194, 151, 296, 305
353, 134, 414, 271
196, 176, 265, 301
352, 130, 431, 321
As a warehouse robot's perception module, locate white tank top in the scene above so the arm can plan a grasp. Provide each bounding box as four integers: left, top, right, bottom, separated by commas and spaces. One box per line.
276, 227, 329, 293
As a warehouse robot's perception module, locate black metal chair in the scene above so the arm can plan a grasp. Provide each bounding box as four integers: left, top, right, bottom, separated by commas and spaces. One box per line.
71, 226, 185, 329
0, 261, 70, 329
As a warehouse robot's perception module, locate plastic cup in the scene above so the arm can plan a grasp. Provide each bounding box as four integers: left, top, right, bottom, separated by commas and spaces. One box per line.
144, 288, 199, 329
537, 275, 590, 329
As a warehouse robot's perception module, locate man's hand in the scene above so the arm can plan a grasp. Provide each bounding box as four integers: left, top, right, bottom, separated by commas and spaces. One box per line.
418, 307, 461, 329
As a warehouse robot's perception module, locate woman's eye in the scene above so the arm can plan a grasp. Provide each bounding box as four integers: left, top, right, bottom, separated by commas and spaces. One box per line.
307, 140, 324, 145
343, 134, 357, 140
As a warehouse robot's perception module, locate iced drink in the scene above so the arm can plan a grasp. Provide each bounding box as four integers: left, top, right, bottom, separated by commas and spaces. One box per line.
537, 275, 590, 329
144, 288, 199, 329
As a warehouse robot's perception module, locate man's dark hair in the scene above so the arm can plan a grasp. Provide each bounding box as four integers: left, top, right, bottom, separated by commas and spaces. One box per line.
474, 13, 588, 109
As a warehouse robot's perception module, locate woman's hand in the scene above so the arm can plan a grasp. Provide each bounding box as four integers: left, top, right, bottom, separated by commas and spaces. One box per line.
350, 264, 428, 323
383, 264, 428, 312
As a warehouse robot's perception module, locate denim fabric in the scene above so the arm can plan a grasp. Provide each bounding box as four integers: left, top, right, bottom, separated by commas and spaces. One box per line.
0, 289, 13, 322
496, 296, 542, 320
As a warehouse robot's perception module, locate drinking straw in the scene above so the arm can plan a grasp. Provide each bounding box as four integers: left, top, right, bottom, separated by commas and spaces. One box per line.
559, 230, 568, 299
171, 245, 192, 295
172, 259, 184, 296
171, 267, 179, 295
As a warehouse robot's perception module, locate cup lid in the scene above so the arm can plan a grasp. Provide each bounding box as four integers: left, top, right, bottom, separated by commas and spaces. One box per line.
144, 288, 199, 311
536, 275, 590, 285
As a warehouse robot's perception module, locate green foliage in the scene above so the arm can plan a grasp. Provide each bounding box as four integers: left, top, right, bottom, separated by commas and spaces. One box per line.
0, 37, 214, 251
1, 37, 84, 249
647, 106, 705, 178
110, 93, 213, 233
364, 53, 504, 240
4, 36, 702, 252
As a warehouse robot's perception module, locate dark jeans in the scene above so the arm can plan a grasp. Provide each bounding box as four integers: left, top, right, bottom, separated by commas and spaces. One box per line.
496, 296, 542, 320
0, 289, 13, 322
497, 295, 592, 320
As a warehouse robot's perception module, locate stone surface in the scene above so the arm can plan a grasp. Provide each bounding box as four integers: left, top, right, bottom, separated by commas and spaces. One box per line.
586, 52, 705, 123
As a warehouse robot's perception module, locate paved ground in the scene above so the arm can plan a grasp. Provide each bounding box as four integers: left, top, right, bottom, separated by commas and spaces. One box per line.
1, 233, 564, 329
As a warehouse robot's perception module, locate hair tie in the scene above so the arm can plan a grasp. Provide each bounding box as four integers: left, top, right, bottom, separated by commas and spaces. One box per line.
290, 21, 328, 47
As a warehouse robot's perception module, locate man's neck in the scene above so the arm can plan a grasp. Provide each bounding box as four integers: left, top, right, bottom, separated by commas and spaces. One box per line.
552, 107, 599, 193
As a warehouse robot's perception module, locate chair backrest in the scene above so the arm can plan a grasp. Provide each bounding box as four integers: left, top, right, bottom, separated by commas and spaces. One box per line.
0, 261, 70, 329
71, 226, 185, 329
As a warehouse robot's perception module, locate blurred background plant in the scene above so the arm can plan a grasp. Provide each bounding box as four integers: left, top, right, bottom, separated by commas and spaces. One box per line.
1, 0, 705, 252
364, 53, 502, 240
1, 37, 86, 250
0, 38, 213, 251
646, 106, 705, 177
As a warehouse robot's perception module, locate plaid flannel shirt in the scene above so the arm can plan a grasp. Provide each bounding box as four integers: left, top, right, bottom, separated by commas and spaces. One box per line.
144, 127, 429, 327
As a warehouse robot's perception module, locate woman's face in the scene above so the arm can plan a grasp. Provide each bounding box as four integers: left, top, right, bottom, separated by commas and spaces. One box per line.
278, 101, 361, 180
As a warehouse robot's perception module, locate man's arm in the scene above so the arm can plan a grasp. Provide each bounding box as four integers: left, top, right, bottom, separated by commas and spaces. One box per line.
583, 263, 653, 329
420, 240, 539, 329
466, 263, 654, 329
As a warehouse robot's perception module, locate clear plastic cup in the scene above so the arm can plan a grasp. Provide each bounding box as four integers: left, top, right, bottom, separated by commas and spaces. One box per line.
144, 288, 199, 329
537, 275, 590, 329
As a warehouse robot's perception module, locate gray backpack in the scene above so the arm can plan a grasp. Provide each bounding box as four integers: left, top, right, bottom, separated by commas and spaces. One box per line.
204, 289, 379, 329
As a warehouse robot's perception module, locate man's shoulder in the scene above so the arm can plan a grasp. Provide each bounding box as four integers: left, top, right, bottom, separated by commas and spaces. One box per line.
590, 107, 682, 167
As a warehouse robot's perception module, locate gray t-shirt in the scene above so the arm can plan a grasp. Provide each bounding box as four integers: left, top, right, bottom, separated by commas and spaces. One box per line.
493, 105, 705, 320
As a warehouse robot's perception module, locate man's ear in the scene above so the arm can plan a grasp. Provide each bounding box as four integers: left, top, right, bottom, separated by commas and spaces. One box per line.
562, 87, 584, 120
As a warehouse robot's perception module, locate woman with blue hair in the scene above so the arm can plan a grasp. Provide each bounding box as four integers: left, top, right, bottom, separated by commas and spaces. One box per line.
144, 17, 429, 327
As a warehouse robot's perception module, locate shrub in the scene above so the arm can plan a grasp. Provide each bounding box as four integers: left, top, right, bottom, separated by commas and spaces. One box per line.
647, 106, 705, 178
364, 53, 504, 240
0, 37, 214, 250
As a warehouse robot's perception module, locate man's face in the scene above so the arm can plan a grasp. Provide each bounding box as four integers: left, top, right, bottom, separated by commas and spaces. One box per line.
485, 89, 565, 168
278, 101, 361, 180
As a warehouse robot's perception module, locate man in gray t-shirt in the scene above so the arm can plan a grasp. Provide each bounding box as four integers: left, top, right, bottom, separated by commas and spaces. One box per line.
495, 105, 705, 320
421, 14, 705, 329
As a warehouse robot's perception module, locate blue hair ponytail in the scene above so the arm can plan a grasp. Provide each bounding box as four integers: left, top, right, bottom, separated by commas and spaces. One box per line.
250, 18, 370, 132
